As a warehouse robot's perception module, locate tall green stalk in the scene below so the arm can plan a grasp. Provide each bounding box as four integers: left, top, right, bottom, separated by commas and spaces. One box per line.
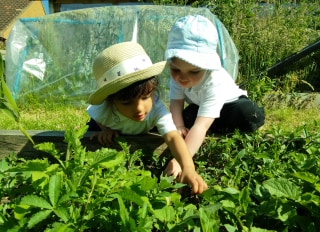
0, 53, 34, 144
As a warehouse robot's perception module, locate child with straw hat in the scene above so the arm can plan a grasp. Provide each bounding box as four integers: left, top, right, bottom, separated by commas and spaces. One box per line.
87, 41, 207, 194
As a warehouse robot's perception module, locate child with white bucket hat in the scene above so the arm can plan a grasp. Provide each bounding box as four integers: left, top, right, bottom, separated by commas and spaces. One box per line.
163, 15, 265, 176
87, 41, 207, 194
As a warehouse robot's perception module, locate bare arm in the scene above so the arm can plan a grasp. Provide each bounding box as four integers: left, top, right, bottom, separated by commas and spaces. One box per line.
163, 131, 208, 194
185, 116, 215, 157
170, 99, 214, 156
170, 99, 189, 137
170, 99, 184, 126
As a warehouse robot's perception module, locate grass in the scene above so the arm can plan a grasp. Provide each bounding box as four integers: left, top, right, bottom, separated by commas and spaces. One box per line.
1, 1, 319, 134
0, 103, 89, 131
264, 106, 320, 132
2, 99, 320, 135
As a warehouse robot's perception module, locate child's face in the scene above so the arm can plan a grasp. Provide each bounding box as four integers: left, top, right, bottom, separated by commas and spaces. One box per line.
113, 92, 154, 122
169, 58, 206, 88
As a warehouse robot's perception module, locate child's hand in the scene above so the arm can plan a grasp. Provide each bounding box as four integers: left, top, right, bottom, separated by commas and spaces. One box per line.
163, 158, 182, 178
179, 168, 208, 194
90, 127, 119, 145
177, 126, 189, 138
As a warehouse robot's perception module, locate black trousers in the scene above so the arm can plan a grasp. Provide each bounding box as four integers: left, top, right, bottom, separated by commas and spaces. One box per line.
183, 96, 265, 134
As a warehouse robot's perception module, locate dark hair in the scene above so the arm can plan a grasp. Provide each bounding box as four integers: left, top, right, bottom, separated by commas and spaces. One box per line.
108, 76, 159, 102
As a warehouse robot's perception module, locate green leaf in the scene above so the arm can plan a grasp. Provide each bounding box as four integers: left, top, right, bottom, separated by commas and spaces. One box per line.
1, 76, 19, 114
0, 106, 19, 121
221, 199, 236, 210
34, 142, 59, 156
138, 201, 148, 220
223, 187, 240, 195
31, 171, 49, 189
91, 149, 125, 169
250, 227, 277, 232
169, 214, 199, 232
314, 183, 320, 194
9, 160, 50, 172
19, 125, 34, 145
300, 192, 320, 208
14, 204, 31, 220
0, 158, 9, 172
58, 191, 78, 205
50, 222, 74, 232
139, 175, 158, 191
199, 205, 220, 232
21, 195, 52, 209
154, 205, 175, 222
49, 175, 61, 208
54, 207, 69, 222
239, 186, 250, 213
293, 172, 318, 184
27, 209, 52, 229
224, 224, 237, 232
119, 187, 145, 207
263, 178, 301, 200
117, 195, 129, 227
276, 203, 296, 222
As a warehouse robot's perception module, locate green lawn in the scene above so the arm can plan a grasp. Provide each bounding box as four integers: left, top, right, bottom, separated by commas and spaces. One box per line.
1, 101, 320, 135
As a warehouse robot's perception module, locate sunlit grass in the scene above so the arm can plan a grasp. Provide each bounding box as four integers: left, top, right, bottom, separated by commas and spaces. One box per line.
1, 101, 320, 134
263, 106, 320, 133
0, 103, 89, 130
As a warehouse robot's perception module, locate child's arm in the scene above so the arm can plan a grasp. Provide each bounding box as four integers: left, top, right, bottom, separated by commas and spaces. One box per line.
170, 99, 188, 137
163, 131, 208, 194
185, 116, 214, 156
163, 117, 213, 180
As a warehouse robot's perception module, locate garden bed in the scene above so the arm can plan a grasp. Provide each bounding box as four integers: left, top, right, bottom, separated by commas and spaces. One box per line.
0, 130, 169, 159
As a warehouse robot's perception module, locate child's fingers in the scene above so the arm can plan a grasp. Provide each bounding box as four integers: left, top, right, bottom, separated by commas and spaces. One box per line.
190, 182, 199, 194
182, 174, 208, 194
196, 177, 208, 194
195, 178, 208, 194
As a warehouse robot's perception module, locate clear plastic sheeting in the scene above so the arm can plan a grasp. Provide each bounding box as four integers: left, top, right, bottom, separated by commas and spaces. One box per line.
5, 5, 239, 105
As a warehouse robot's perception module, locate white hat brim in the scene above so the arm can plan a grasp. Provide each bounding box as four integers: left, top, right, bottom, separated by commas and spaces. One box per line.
165, 49, 221, 70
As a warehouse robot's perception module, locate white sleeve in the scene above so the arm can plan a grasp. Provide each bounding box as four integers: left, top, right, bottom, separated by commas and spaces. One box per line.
197, 86, 225, 118
87, 101, 109, 125
152, 100, 177, 135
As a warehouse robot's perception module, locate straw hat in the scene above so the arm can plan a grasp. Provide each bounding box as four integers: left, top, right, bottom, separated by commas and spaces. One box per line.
165, 15, 221, 70
88, 42, 166, 105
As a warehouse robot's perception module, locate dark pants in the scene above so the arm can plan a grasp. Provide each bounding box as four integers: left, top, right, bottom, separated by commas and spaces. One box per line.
183, 96, 265, 134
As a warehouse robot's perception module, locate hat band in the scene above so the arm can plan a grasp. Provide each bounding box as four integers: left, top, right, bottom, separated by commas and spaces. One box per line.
97, 55, 152, 87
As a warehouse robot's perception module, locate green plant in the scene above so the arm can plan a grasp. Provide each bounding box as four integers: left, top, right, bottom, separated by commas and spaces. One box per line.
2, 125, 320, 231
0, 53, 33, 143
0, 127, 207, 231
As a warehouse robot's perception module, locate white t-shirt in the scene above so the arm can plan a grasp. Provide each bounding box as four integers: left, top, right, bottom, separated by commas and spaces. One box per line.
87, 97, 177, 136
170, 68, 247, 119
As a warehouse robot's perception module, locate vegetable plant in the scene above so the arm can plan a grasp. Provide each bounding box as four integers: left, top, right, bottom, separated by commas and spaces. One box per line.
1, 125, 320, 231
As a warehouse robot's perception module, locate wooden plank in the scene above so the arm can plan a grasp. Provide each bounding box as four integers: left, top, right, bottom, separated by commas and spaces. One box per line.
0, 130, 169, 160
267, 39, 320, 76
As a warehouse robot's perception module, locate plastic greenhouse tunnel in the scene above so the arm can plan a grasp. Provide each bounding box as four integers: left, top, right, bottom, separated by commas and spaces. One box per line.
5, 5, 239, 105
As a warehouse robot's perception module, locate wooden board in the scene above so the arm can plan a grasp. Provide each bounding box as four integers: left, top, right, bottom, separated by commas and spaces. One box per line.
0, 130, 169, 160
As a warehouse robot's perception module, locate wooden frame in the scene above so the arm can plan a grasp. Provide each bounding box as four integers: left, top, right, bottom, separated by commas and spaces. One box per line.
0, 130, 169, 159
